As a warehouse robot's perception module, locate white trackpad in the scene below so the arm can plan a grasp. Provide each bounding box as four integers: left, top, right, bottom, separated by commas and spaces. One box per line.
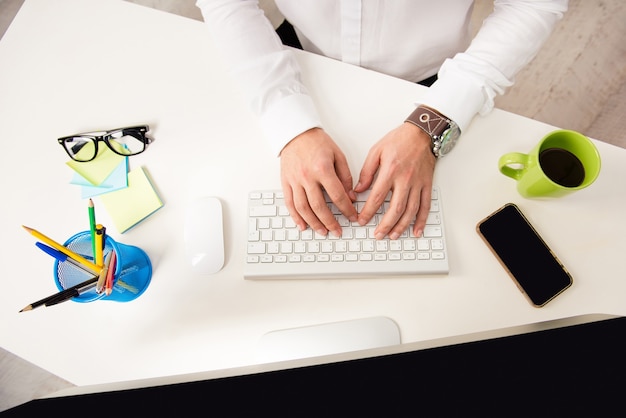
256, 317, 401, 363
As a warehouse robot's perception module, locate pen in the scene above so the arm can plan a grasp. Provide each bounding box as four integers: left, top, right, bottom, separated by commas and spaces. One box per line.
35, 242, 97, 277
96, 251, 113, 294
22, 225, 101, 275
19, 276, 98, 312
88, 199, 97, 262
44, 278, 98, 307
101, 225, 107, 255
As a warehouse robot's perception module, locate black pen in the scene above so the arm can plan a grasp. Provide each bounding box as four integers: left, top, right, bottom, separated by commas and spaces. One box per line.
46, 277, 99, 307
19, 277, 98, 312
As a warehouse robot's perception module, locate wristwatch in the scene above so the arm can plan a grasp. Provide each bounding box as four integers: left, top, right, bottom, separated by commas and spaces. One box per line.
405, 105, 461, 158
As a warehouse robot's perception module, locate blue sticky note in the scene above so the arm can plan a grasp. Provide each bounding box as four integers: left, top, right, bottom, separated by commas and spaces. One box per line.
70, 157, 129, 198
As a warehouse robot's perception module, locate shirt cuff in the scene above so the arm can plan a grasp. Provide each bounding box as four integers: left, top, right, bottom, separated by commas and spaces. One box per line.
417, 66, 485, 134
260, 93, 323, 156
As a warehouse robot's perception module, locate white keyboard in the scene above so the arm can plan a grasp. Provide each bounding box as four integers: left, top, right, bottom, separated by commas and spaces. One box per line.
245, 188, 449, 279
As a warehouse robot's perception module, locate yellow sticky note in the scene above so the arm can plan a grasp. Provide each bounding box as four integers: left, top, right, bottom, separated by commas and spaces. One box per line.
66, 147, 126, 186
99, 166, 163, 233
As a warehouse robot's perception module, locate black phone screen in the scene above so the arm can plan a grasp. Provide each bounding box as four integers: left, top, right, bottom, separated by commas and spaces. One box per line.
477, 203, 573, 307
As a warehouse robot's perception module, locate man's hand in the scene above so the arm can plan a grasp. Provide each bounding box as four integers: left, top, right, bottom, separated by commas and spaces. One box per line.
280, 128, 357, 237
355, 122, 436, 239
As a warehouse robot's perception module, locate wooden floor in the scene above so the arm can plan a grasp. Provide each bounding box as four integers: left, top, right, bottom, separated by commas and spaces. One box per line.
1, 0, 624, 412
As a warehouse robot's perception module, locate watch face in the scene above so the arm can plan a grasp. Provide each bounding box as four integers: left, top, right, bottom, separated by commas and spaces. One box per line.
439, 126, 461, 157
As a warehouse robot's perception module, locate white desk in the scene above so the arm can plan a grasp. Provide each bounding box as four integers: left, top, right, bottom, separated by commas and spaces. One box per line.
1, 0, 625, 387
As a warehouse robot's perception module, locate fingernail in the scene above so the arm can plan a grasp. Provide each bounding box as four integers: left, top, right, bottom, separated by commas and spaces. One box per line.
316, 228, 327, 236
349, 215, 358, 222
389, 232, 400, 240
375, 232, 385, 240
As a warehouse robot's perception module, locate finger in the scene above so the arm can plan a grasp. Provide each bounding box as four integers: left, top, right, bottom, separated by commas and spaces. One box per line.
325, 185, 357, 228
304, 186, 340, 236
332, 153, 358, 209
358, 181, 392, 229
354, 146, 381, 193
281, 182, 307, 231
322, 179, 357, 224
412, 187, 432, 237
313, 153, 354, 234
291, 186, 328, 235
374, 186, 410, 240
386, 187, 421, 240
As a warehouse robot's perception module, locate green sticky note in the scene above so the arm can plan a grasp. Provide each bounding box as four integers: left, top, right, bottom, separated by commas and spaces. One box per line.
99, 166, 164, 233
66, 147, 126, 186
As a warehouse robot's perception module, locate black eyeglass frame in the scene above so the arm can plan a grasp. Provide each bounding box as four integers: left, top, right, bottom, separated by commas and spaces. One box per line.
57, 125, 153, 162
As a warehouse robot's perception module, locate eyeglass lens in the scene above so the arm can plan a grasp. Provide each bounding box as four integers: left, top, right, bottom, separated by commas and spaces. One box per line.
62, 129, 147, 162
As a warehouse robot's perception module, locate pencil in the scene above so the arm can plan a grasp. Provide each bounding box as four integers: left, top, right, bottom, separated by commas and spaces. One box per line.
19, 276, 98, 312
95, 224, 104, 267
88, 199, 97, 261
96, 251, 112, 294
104, 250, 117, 296
22, 225, 101, 275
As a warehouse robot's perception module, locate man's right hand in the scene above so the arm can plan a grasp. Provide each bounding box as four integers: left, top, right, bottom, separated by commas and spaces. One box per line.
280, 128, 357, 237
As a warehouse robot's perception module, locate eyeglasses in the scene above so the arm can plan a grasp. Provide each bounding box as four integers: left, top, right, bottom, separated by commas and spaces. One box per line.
58, 125, 153, 162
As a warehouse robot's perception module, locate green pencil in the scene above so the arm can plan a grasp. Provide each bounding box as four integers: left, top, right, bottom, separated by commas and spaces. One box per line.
88, 198, 96, 261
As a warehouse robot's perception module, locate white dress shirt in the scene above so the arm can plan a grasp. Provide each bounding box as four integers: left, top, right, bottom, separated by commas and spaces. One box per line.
197, 0, 567, 156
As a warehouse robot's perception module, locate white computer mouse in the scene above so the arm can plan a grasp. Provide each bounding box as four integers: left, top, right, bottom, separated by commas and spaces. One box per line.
184, 197, 224, 274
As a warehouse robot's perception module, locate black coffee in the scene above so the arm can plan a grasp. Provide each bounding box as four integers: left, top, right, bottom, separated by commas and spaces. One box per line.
539, 148, 585, 187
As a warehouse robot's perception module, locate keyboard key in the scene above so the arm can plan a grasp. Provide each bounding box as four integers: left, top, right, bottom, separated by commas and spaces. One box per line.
250, 205, 277, 217
247, 242, 265, 254
423, 226, 442, 237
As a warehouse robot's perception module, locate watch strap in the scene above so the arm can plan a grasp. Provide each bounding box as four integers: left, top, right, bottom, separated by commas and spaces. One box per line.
404, 106, 450, 140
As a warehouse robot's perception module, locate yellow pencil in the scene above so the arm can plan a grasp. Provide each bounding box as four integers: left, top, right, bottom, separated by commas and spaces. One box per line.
95, 224, 104, 267
22, 225, 101, 275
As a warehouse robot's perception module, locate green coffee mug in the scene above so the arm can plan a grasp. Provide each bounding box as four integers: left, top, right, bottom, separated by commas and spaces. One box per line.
499, 130, 601, 198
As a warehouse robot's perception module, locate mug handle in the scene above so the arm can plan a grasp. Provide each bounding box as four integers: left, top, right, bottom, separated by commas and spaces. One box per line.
498, 152, 528, 180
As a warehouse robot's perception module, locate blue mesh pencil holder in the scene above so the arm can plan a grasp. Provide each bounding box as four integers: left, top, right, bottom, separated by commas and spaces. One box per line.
53, 230, 152, 303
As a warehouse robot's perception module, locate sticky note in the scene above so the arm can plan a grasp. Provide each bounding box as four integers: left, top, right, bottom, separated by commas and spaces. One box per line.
99, 166, 164, 233
71, 157, 129, 198
66, 147, 126, 186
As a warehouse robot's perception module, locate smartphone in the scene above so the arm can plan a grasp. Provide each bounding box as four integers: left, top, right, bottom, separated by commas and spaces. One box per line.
476, 203, 573, 307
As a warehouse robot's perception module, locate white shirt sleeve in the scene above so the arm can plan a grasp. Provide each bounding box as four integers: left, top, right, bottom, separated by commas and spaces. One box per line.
196, 0, 322, 156
197, 0, 567, 152
420, 0, 568, 133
